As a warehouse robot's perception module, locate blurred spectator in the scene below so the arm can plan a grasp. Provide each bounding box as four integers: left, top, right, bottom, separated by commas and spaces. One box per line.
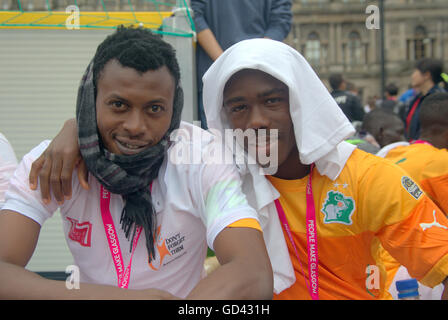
361, 108, 409, 158
363, 95, 379, 114
399, 86, 417, 104
387, 92, 448, 213
345, 131, 380, 154
378, 92, 448, 300
191, 0, 292, 128
404, 58, 447, 141
380, 83, 405, 115
329, 73, 365, 122
346, 81, 358, 95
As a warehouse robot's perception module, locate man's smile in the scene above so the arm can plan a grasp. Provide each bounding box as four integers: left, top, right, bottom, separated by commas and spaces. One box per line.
114, 137, 151, 155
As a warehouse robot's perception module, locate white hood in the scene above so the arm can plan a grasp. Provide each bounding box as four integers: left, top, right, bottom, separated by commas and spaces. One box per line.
202, 38, 356, 294
203, 38, 356, 178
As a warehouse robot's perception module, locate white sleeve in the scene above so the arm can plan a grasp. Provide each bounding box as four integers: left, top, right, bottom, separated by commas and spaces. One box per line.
1, 140, 58, 225
0, 133, 18, 206
198, 141, 259, 251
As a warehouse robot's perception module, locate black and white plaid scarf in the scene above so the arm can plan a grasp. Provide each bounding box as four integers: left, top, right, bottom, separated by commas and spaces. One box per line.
76, 61, 183, 261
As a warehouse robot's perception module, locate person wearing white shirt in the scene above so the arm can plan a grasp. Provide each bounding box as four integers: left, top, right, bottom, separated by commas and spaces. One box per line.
0, 27, 273, 300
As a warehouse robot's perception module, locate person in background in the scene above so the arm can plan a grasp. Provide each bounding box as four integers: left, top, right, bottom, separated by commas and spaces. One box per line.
380, 83, 405, 115
329, 73, 365, 122
360, 108, 409, 158
404, 58, 447, 141
345, 129, 380, 155
386, 92, 448, 213
345, 81, 359, 97
191, 0, 292, 129
399, 86, 416, 104
377, 92, 448, 299
0, 132, 18, 208
363, 95, 378, 114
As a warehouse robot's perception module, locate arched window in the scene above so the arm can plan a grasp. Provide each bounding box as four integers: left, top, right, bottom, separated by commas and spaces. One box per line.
348, 31, 362, 65
414, 26, 427, 60
305, 32, 321, 66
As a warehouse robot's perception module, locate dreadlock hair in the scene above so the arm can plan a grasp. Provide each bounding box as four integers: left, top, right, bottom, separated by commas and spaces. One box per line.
92, 25, 181, 95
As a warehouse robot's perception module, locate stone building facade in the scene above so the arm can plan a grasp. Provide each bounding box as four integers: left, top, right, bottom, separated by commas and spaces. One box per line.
284, 0, 448, 103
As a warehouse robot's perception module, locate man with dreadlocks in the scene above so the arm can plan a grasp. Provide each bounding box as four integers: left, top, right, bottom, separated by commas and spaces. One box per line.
0, 27, 273, 299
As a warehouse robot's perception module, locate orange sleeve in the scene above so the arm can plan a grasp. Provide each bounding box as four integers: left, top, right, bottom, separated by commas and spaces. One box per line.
377, 196, 448, 288
227, 218, 262, 232
420, 173, 448, 215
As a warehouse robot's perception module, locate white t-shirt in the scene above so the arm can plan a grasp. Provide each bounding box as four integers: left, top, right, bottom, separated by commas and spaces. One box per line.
0, 133, 18, 207
3, 122, 259, 298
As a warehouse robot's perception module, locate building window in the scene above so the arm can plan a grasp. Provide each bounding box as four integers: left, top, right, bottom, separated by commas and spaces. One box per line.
348, 31, 362, 65
414, 26, 426, 59
305, 32, 321, 66
407, 25, 432, 60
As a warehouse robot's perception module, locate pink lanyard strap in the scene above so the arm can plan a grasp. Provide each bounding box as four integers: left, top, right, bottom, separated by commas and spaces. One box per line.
100, 185, 147, 289
274, 163, 319, 300
411, 140, 432, 146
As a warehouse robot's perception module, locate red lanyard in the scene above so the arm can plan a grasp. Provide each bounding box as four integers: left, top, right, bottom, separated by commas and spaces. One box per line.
406, 97, 421, 134
274, 164, 319, 300
100, 185, 151, 289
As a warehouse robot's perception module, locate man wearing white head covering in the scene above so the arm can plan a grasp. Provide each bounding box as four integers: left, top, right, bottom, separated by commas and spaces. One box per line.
203, 38, 448, 299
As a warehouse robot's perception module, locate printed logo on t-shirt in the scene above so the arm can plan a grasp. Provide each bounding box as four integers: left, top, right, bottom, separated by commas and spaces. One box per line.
420, 210, 448, 232
148, 225, 187, 271
401, 176, 423, 200
321, 191, 355, 225
66, 216, 92, 247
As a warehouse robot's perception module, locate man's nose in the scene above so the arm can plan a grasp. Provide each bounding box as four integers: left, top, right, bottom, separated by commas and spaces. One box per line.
123, 110, 146, 137
246, 106, 270, 130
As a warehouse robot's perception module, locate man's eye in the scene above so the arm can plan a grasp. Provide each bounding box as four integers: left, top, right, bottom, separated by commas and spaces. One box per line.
149, 105, 163, 113
231, 105, 247, 113
266, 97, 282, 104
111, 101, 124, 108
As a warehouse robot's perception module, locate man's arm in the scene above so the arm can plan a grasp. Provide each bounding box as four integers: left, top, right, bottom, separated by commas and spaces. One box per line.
264, 0, 293, 41
0, 210, 176, 299
186, 226, 273, 299
442, 278, 448, 300
29, 118, 88, 205
196, 28, 224, 62
190, 0, 223, 61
